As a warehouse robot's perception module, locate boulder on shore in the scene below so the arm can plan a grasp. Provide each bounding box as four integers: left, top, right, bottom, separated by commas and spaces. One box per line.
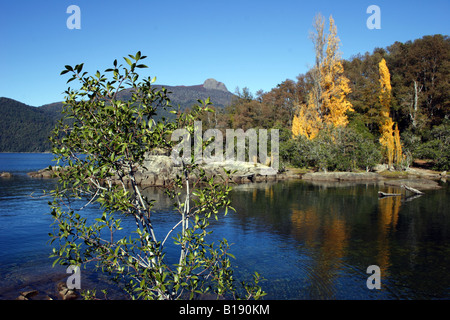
27, 166, 64, 178
27, 154, 294, 186
128, 155, 284, 186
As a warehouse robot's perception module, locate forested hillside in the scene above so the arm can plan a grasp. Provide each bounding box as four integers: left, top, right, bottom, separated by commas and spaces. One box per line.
203, 32, 449, 171
0, 79, 234, 152
0, 97, 61, 152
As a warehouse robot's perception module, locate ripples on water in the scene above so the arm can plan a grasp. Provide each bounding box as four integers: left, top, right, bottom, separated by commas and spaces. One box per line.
0, 153, 449, 299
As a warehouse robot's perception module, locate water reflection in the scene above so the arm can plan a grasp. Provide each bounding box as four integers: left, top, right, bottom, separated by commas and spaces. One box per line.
1, 171, 449, 300
377, 188, 401, 279
291, 206, 348, 299
231, 180, 450, 299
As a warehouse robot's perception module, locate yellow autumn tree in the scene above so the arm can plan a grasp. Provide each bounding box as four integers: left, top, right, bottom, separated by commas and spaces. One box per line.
378, 58, 402, 167
321, 16, 354, 127
292, 14, 353, 139
393, 123, 403, 165
292, 92, 322, 139
379, 117, 395, 167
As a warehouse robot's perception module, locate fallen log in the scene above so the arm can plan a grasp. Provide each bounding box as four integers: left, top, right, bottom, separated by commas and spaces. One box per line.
378, 191, 402, 198
401, 184, 425, 195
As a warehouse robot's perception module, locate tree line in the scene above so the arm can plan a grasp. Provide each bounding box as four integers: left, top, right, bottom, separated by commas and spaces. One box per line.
195, 15, 449, 171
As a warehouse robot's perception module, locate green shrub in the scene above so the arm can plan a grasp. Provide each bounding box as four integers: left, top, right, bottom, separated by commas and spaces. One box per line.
413, 120, 450, 171
284, 125, 381, 172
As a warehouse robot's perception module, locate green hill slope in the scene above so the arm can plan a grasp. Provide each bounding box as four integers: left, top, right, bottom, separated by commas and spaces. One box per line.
0, 79, 234, 152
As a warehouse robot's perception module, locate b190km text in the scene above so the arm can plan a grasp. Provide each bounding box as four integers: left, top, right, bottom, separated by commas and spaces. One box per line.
224, 304, 269, 315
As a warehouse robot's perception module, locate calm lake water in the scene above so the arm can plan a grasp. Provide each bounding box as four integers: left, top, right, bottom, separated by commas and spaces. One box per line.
0, 153, 449, 300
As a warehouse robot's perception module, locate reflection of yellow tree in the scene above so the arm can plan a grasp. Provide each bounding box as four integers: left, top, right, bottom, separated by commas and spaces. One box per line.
291, 207, 348, 299
322, 214, 348, 261
377, 188, 401, 277
291, 208, 321, 246
264, 186, 274, 201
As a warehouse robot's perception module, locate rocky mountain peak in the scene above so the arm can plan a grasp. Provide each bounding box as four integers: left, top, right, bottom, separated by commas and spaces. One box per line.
202, 78, 228, 92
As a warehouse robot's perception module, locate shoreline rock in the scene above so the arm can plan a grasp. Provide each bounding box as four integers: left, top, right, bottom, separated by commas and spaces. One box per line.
26, 156, 296, 186
127, 156, 296, 186
27, 166, 64, 178
0, 172, 12, 178
26, 155, 446, 189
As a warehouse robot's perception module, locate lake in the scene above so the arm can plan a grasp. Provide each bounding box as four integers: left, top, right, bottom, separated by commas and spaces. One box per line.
0, 153, 449, 300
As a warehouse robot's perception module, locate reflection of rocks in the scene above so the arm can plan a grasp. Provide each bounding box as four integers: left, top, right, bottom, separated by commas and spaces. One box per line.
302, 172, 381, 182
383, 178, 442, 190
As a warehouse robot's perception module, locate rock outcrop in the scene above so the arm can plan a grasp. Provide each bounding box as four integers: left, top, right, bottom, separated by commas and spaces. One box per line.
26, 153, 294, 186
128, 155, 285, 186
27, 166, 63, 178
202, 78, 228, 92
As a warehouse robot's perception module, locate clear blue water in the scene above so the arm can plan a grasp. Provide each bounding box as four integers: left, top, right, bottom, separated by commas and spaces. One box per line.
0, 153, 449, 300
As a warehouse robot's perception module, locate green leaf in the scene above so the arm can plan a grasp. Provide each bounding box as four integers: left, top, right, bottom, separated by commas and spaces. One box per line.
226, 252, 236, 259
75, 63, 84, 73
124, 57, 133, 66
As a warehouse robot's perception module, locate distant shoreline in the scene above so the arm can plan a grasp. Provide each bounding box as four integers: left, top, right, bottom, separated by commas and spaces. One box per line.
0, 152, 52, 154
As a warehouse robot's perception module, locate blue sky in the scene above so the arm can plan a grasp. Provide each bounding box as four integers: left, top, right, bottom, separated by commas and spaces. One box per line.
0, 0, 449, 106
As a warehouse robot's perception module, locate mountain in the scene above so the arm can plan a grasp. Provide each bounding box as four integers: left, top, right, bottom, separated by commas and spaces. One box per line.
117, 79, 233, 112
0, 79, 234, 152
0, 97, 61, 152
202, 78, 228, 92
